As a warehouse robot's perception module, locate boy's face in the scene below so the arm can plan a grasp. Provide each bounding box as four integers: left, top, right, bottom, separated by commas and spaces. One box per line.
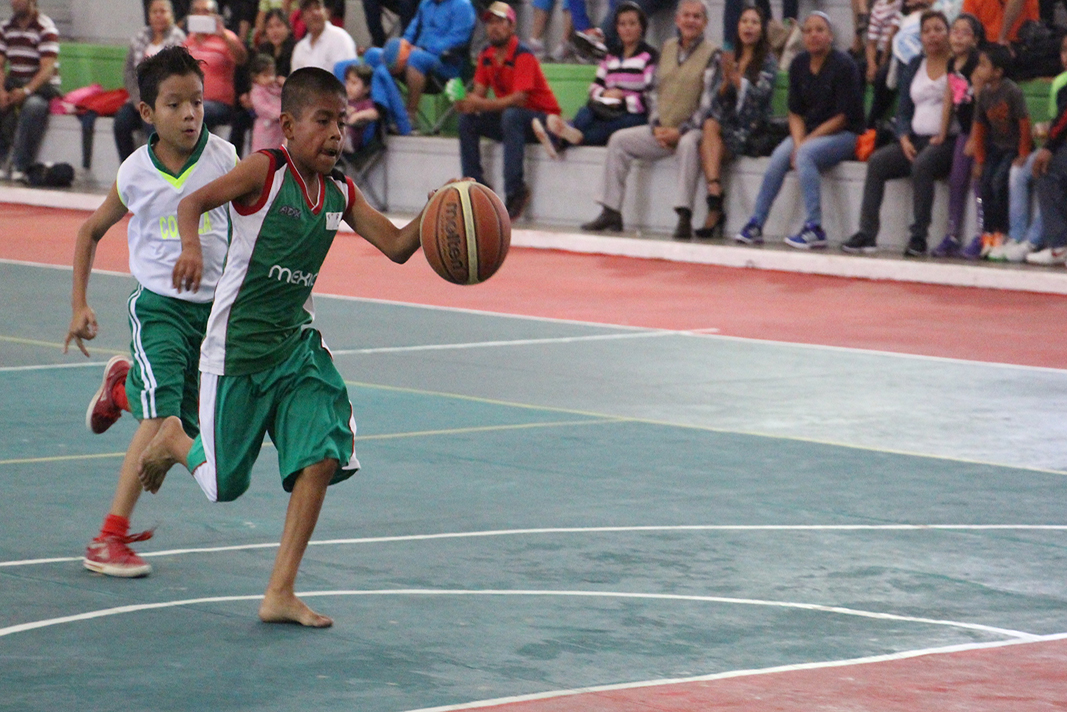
140, 73, 204, 155
345, 74, 367, 100
281, 91, 346, 175
973, 53, 998, 85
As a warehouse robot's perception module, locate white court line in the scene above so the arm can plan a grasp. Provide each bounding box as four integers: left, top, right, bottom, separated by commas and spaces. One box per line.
3, 259, 1065, 373
4, 524, 1065, 568
330, 331, 674, 355
0, 588, 1038, 640
0, 362, 107, 373
398, 631, 1067, 712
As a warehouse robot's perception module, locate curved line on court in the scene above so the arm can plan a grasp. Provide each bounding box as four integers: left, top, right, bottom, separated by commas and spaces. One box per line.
0, 588, 1040, 640
3, 524, 1066, 568
394, 631, 1067, 712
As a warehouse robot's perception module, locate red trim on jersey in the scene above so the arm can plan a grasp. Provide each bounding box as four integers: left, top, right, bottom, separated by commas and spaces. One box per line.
345, 175, 356, 215
232, 150, 277, 216
281, 145, 325, 214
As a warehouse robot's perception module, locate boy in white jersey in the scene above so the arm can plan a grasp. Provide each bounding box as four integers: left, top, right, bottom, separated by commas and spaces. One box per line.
64, 47, 237, 578
137, 67, 425, 628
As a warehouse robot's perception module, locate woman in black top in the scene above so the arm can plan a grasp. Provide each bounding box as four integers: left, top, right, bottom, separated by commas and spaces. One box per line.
735, 12, 865, 248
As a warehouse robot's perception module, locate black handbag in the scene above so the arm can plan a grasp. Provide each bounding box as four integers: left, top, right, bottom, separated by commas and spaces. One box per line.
587, 97, 628, 121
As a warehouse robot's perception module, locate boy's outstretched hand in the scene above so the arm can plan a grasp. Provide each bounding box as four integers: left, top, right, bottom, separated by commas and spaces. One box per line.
172, 248, 204, 293
64, 305, 98, 357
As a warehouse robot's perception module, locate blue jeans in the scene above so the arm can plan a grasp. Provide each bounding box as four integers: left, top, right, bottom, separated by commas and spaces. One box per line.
1008, 151, 1043, 245
569, 106, 646, 147
113, 102, 145, 161
203, 101, 233, 133
459, 106, 547, 200
978, 146, 1015, 234
0, 86, 54, 171
750, 131, 858, 227
1036, 144, 1067, 249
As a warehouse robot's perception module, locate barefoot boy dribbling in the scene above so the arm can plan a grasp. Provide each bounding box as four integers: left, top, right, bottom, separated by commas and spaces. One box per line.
65, 46, 237, 577
137, 67, 424, 628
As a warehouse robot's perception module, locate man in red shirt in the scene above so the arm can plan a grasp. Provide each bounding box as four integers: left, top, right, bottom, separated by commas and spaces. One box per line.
456, 1, 561, 219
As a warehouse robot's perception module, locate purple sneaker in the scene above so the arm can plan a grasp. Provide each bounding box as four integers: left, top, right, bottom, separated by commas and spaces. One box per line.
930, 235, 960, 258
784, 222, 828, 249
960, 235, 983, 260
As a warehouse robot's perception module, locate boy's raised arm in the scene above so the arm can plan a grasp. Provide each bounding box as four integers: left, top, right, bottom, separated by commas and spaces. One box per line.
65, 183, 129, 357
173, 153, 271, 293
344, 182, 423, 264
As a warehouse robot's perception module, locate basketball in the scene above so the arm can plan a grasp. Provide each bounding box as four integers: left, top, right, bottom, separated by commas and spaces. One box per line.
420, 181, 511, 285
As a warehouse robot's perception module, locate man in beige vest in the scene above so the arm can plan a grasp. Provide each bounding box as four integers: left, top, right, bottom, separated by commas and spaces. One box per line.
581, 0, 719, 238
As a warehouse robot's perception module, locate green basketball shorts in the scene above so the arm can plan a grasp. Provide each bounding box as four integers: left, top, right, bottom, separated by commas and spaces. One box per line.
125, 285, 211, 436
188, 329, 360, 502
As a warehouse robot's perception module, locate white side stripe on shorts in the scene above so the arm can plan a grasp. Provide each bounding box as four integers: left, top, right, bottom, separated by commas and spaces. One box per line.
127, 286, 158, 419
194, 372, 219, 502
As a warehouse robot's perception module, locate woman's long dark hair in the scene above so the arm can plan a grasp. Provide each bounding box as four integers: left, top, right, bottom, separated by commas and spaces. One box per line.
738, 5, 771, 83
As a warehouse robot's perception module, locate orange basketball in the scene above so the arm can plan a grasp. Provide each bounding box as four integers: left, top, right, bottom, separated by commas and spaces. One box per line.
420, 181, 511, 285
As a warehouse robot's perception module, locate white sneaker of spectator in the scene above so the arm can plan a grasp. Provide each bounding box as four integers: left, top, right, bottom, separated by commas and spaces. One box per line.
1025, 246, 1067, 265
1002, 240, 1036, 263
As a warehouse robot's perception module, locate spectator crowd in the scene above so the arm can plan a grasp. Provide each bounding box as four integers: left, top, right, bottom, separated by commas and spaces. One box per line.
6, 0, 1067, 265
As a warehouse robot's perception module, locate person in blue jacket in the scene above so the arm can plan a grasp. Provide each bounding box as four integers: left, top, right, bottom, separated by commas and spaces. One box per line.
364, 0, 476, 129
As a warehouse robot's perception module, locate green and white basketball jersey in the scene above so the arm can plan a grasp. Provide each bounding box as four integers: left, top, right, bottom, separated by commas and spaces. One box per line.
200, 147, 355, 376
117, 129, 237, 303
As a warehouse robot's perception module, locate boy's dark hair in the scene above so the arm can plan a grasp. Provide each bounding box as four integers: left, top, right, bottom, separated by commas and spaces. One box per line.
250, 53, 276, 77
981, 43, 1013, 74
343, 61, 374, 84
137, 45, 205, 109
281, 66, 346, 116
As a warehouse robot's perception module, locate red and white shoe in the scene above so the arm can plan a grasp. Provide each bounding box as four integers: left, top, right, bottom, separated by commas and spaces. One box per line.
86, 355, 132, 434
83, 530, 154, 578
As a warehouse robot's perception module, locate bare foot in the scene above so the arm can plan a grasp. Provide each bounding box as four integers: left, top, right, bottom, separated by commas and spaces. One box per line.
259, 590, 333, 628
138, 416, 183, 493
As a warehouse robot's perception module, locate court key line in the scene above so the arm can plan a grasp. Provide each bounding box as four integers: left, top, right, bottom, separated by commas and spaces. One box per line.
0, 588, 1039, 640
0, 418, 622, 468
3, 524, 1064, 568
329, 331, 674, 355
342, 380, 1067, 477
396, 631, 1067, 712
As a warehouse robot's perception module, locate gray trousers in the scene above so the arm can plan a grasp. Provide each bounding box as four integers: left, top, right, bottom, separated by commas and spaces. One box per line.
858, 137, 955, 241
597, 124, 703, 213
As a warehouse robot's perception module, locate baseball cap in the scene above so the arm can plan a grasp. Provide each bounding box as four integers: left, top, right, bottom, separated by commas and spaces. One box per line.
482, 1, 516, 24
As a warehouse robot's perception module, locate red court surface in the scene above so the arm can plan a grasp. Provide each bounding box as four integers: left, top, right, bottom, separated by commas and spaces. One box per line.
6, 204, 1067, 369
458, 638, 1067, 712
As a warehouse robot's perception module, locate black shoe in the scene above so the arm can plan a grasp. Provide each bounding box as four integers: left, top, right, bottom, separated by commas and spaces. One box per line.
904, 236, 927, 257
572, 30, 608, 60
505, 185, 531, 221
695, 192, 725, 239
581, 207, 623, 232
673, 207, 693, 239
841, 232, 877, 254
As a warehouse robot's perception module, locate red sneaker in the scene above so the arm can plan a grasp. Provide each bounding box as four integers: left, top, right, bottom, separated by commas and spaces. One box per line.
86, 355, 131, 434
83, 530, 154, 578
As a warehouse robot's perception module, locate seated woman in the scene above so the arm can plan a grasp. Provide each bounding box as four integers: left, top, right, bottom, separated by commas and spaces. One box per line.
735, 12, 865, 248
842, 10, 955, 256
114, 0, 187, 161
256, 8, 296, 77
533, 1, 657, 152
697, 5, 777, 238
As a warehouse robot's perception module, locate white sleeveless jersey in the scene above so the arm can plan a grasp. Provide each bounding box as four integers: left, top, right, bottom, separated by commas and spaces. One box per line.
117, 130, 238, 303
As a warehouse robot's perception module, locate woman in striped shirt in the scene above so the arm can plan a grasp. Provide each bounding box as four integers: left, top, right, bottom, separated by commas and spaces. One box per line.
534, 1, 657, 149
